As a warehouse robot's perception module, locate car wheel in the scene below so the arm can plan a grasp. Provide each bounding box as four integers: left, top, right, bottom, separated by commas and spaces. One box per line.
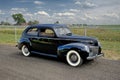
21, 45, 31, 57
66, 50, 83, 67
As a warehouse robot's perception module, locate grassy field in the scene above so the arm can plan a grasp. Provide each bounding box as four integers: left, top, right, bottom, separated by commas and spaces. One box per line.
0, 25, 120, 60
0, 27, 24, 44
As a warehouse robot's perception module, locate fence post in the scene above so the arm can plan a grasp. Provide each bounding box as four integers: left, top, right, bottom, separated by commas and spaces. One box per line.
84, 25, 87, 36
14, 25, 17, 43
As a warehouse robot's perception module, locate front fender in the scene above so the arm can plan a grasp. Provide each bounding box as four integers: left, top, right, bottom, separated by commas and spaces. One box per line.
57, 43, 89, 58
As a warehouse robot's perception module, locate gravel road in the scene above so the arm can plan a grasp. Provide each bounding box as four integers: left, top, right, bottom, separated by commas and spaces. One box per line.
0, 45, 120, 80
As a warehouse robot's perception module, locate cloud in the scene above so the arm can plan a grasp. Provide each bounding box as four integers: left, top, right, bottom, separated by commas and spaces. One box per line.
69, 9, 80, 13
80, 17, 87, 21
17, 0, 32, 3
59, 4, 66, 7
34, 1, 44, 5
84, 1, 96, 7
103, 12, 119, 18
84, 13, 93, 19
10, 8, 28, 14
35, 11, 49, 17
24, 13, 33, 17
0, 10, 4, 14
54, 12, 75, 17
75, 1, 81, 5
23, 13, 34, 20
84, 13, 98, 20
75, 1, 97, 8
11, 8, 27, 12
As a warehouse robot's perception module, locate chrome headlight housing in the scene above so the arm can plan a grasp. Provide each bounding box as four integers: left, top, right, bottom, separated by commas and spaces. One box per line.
78, 44, 90, 53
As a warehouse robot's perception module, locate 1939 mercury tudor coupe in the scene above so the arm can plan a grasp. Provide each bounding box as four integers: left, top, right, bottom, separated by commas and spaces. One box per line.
18, 24, 104, 67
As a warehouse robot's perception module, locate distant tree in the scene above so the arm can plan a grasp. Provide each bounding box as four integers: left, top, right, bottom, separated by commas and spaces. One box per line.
33, 20, 39, 24
54, 21, 59, 24
28, 20, 39, 25
4, 22, 11, 25
12, 13, 26, 25
0, 21, 11, 25
0, 21, 4, 25
28, 21, 33, 25
83, 24, 87, 26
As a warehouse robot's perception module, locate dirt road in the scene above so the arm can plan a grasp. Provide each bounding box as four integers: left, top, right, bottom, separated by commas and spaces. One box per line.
0, 45, 120, 80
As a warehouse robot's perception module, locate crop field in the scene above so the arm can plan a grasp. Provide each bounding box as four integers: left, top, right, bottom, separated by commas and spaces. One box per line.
0, 25, 120, 60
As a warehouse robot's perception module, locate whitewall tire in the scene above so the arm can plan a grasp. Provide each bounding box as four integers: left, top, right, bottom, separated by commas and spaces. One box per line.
66, 50, 83, 67
21, 45, 31, 57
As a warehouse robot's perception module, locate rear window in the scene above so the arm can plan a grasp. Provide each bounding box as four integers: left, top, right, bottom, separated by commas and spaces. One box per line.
27, 28, 38, 36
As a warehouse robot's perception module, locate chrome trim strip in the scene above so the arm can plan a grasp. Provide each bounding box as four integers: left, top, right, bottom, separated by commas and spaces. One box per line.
31, 51, 57, 58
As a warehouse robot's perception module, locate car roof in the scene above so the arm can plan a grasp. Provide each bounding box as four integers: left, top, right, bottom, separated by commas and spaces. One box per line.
29, 24, 67, 28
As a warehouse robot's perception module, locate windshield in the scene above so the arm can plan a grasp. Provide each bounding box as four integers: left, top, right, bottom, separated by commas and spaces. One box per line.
54, 27, 72, 36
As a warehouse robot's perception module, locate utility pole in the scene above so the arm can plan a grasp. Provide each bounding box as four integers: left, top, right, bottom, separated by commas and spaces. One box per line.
83, 24, 87, 36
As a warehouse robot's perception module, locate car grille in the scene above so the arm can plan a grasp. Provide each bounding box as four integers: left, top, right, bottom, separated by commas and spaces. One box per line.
89, 46, 99, 56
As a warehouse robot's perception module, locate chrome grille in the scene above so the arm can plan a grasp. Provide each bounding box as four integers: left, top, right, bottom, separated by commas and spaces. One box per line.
89, 46, 99, 56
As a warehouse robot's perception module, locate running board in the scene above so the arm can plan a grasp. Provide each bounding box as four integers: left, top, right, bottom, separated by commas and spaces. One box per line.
31, 51, 57, 58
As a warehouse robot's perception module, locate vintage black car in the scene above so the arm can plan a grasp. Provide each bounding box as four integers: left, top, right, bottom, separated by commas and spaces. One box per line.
18, 24, 103, 67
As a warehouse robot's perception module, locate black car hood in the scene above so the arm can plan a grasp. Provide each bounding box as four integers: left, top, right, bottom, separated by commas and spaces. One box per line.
59, 35, 98, 46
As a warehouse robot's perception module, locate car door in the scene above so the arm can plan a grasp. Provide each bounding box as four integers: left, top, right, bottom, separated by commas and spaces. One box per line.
37, 28, 59, 55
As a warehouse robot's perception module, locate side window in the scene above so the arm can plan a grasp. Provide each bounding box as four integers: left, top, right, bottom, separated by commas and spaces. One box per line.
27, 28, 38, 36
40, 28, 55, 37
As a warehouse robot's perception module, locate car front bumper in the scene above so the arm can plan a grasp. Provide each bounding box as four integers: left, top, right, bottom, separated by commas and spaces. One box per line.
87, 53, 104, 60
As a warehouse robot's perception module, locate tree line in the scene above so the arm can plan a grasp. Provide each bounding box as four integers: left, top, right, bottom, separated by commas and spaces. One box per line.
0, 13, 39, 25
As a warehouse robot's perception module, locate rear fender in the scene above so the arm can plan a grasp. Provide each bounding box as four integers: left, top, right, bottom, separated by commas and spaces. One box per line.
18, 38, 31, 50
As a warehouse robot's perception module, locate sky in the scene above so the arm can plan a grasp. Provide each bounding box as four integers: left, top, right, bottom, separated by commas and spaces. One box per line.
0, 0, 120, 25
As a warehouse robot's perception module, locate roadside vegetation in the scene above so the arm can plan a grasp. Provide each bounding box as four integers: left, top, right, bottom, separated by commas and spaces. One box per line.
0, 25, 120, 60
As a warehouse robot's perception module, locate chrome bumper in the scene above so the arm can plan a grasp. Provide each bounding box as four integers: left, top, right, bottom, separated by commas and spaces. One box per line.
87, 53, 104, 60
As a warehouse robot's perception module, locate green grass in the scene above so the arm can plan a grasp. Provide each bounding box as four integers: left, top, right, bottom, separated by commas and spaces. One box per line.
101, 41, 120, 60
0, 27, 24, 44
0, 25, 120, 60
96, 25, 120, 29
71, 28, 120, 41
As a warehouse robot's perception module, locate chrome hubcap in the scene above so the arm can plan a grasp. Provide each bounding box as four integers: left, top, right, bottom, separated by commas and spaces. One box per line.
70, 54, 78, 63
24, 47, 29, 53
